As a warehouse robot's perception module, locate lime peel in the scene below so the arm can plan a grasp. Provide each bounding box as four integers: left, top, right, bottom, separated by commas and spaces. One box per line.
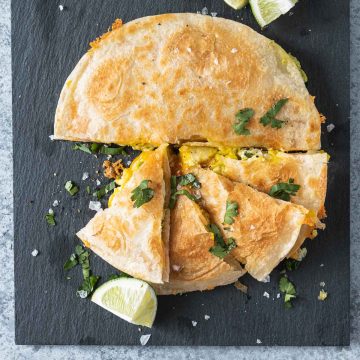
91, 278, 157, 328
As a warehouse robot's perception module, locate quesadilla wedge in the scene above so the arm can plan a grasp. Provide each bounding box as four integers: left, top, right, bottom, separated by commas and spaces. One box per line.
179, 144, 327, 258
55, 14, 321, 151
153, 195, 245, 295
193, 168, 312, 281
77, 144, 171, 284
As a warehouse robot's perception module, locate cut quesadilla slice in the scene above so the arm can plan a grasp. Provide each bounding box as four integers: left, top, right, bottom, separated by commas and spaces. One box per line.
77, 144, 171, 284
180, 144, 327, 258
153, 195, 244, 295
193, 168, 312, 281
55, 14, 321, 151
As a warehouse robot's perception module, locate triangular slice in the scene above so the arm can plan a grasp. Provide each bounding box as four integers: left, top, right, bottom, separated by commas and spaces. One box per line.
180, 144, 327, 258
194, 168, 311, 281
153, 195, 245, 295
77, 144, 171, 284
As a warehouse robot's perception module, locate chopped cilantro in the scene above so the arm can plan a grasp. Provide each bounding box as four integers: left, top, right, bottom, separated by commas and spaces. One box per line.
65, 180, 79, 196
208, 223, 237, 259
45, 212, 56, 226
93, 180, 116, 200
169, 174, 201, 209
72, 143, 92, 154
72, 142, 126, 156
269, 178, 300, 201
279, 276, 296, 308
108, 272, 132, 281
100, 145, 127, 156
233, 108, 254, 135
131, 180, 154, 208
223, 200, 239, 225
260, 98, 289, 128
86, 185, 91, 194
64, 245, 100, 298
285, 259, 301, 272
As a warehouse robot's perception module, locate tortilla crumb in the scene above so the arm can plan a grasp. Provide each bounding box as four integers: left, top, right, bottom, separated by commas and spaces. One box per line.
103, 159, 124, 179
318, 290, 328, 301
234, 281, 248, 294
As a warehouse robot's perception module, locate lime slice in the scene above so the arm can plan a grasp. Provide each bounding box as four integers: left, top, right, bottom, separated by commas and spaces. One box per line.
91, 278, 157, 328
224, 0, 249, 10
249, 0, 298, 27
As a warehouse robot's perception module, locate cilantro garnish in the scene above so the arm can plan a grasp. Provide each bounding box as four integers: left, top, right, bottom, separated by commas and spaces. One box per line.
86, 185, 91, 195
64, 245, 100, 298
73, 142, 127, 156
260, 98, 289, 128
131, 180, 154, 208
233, 108, 254, 135
45, 212, 56, 226
93, 180, 116, 200
279, 276, 297, 308
65, 180, 79, 196
208, 223, 237, 259
269, 178, 300, 201
223, 200, 239, 225
169, 174, 201, 209
284, 259, 301, 272
108, 272, 132, 281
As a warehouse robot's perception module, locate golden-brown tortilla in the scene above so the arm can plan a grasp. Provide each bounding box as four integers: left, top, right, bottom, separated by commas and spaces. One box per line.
55, 14, 321, 151
76, 145, 170, 284
154, 195, 244, 295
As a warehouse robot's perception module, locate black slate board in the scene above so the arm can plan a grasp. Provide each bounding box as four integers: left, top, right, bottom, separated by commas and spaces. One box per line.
12, 0, 350, 346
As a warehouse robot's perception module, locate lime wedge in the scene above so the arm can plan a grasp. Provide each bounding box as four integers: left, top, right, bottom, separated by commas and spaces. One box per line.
224, 0, 249, 10
91, 278, 157, 328
249, 0, 298, 27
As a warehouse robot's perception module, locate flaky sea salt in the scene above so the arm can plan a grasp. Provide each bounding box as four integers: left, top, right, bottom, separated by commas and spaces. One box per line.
52, 200, 59, 207
82, 172, 89, 181
59, 5, 64, 11
201, 7, 208, 15
31, 249, 39, 257
256, 339, 262, 344
49, 135, 55, 141
204, 315, 210, 320
327, 123, 335, 133
48, 208, 54, 215
277, 293, 281, 299
140, 334, 151, 346
96, 179, 101, 186
89, 201, 102, 212
320, 281, 326, 287
192, 321, 198, 327
211, 12, 217, 17
263, 291, 270, 299
261, 275, 270, 283
172, 264, 181, 272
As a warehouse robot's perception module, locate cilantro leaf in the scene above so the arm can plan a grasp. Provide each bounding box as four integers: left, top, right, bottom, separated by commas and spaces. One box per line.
260, 98, 289, 129
224, 200, 239, 225
45, 212, 56, 226
208, 224, 237, 259
77, 275, 100, 298
269, 178, 300, 201
63, 253, 78, 270
285, 259, 301, 272
73, 143, 92, 154
279, 276, 297, 308
93, 180, 116, 200
99, 145, 127, 156
131, 180, 154, 208
233, 108, 254, 135
169, 174, 201, 209
65, 180, 79, 196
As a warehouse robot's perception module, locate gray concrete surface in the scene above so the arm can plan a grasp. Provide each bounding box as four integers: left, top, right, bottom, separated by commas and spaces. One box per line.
0, 0, 359, 358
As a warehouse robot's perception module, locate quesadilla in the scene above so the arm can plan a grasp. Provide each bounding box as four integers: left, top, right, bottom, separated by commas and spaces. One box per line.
55, 13, 321, 151
193, 168, 312, 281
154, 195, 245, 295
77, 144, 171, 284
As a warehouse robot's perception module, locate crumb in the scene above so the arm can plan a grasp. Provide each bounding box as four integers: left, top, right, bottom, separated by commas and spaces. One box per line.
318, 290, 328, 301
103, 159, 124, 179
54, 173, 57, 176
96, 179, 101, 186
211, 12, 217, 17
320, 263, 324, 267
261, 275, 270, 283
48, 208, 54, 215
234, 280, 248, 294
277, 293, 281, 299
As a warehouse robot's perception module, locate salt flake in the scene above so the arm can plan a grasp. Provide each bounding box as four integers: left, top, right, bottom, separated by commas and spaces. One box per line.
192, 321, 197, 327
140, 334, 151, 346
263, 291, 270, 299
31, 249, 39, 257
327, 123, 335, 133
82, 172, 89, 181
201, 7, 208, 15
49, 135, 55, 141
204, 315, 210, 320
256, 339, 262, 344
59, 5, 64, 11
52, 200, 59, 207
89, 201, 102, 212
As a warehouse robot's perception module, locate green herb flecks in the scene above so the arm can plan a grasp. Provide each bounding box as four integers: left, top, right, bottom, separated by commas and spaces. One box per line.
99, 145, 127, 156
223, 200, 239, 225
285, 259, 301, 272
72, 143, 92, 154
131, 180, 154, 208
108, 272, 132, 281
64, 245, 100, 298
279, 276, 297, 308
45, 211, 56, 226
93, 180, 116, 200
169, 174, 201, 209
86, 185, 91, 195
260, 98, 289, 129
233, 108, 254, 135
72, 142, 127, 156
269, 178, 300, 201
65, 180, 79, 196
208, 223, 237, 259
